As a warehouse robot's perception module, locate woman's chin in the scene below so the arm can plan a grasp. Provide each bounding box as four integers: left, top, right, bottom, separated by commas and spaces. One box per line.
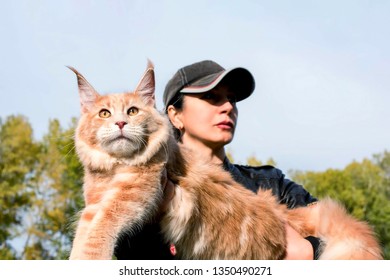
215, 135, 234, 146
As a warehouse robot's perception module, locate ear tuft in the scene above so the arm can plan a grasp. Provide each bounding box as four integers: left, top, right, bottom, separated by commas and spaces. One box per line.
134, 60, 156, 107
67, 66, 99, 113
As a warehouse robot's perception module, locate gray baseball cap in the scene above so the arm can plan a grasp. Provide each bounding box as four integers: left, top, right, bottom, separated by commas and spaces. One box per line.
163, 60, 255, 108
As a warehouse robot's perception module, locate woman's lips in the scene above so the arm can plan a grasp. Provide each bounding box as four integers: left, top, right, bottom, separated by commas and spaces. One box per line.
216, 121, 234, 130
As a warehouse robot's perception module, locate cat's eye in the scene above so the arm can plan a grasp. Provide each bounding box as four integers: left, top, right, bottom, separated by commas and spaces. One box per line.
99, 109, 111, 118
127, 107, 139, 116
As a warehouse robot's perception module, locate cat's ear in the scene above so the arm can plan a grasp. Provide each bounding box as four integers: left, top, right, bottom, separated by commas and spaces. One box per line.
134, 60, 155, 107
67, 66, 100, 113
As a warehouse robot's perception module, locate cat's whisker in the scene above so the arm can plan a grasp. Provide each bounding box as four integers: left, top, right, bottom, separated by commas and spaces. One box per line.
60, 141, 77, 151
62, 144, 78, 161
134, 135, 147, 155
45, 133, 76, 142
138, 136, 148, 148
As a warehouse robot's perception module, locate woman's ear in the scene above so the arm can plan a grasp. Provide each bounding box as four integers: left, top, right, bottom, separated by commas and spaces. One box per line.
167, 105, 184, 130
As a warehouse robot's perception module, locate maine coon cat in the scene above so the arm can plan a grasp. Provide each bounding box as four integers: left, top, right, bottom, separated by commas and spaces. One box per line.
68, 62, 170, 259
69, 62, 383, 260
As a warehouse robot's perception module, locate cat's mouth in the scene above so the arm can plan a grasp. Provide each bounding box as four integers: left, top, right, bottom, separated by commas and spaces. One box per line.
105, 135, 131, 144
114, 135, 130, 141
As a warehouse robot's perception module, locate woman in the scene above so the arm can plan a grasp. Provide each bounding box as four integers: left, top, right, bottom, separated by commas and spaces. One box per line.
115, 60, 321, 260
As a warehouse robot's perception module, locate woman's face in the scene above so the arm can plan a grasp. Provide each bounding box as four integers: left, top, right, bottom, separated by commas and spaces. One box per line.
179, 84, 238, 150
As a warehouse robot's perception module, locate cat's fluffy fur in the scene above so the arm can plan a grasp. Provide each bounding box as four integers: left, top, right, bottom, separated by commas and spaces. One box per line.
68, 63, 170, 259
69, 62, 383, 260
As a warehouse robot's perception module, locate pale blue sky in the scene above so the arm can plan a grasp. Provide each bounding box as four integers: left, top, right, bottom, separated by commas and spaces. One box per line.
1, 0, 389, 172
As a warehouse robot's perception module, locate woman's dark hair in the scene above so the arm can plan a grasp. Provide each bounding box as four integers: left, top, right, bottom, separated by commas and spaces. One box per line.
165, 93, 184, 141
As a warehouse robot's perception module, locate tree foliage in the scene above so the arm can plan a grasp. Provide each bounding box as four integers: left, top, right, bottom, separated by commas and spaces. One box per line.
246, 155, 276, 167
0, 115, 38, 259
0, 115, 83, 259
0, 114, 389, 259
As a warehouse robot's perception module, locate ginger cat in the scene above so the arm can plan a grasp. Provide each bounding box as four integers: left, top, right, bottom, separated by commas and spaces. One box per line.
68, 62, 383, 260
68, 63, 170, 259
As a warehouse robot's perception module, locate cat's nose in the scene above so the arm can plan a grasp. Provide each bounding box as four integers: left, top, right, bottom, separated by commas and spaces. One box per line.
115, 121, 127, 129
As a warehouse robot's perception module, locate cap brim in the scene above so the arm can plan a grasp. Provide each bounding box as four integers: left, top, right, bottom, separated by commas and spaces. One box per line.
180, 67, 255, 102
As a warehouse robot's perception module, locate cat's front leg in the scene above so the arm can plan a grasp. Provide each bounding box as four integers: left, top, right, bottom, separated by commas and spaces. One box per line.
69, 219, 88, 259
69, 205, 117, 260
70, 204, 134, 260
70, 187, 162, 259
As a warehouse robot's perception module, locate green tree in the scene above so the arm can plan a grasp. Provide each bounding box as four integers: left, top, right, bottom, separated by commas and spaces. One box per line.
21, 118, 83, 259
368, 152, 390, 258
246, 155, 263, 166
0, 115, 40, 259
246, 155, 276, 167
373, 150, 390, 198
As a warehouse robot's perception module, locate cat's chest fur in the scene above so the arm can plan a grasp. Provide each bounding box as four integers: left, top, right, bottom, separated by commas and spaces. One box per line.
82, 163, 165, 206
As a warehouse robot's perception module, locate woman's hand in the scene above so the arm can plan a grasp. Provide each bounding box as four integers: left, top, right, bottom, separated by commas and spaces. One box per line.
284, 224, 314, 260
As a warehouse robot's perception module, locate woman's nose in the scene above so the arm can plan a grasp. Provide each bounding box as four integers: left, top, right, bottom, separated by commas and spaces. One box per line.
220, 96, 235, 113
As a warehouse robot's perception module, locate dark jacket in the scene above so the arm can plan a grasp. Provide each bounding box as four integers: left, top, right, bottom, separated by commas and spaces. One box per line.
115, 160, 317, 260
